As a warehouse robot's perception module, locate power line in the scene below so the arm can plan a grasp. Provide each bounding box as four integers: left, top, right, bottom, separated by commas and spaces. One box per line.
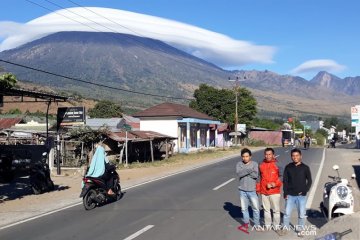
25, 0, 109, 33
26, 0, 225, 76
0, 59, 193, 100
8, 1, 359, 108
66, 0, 146, 38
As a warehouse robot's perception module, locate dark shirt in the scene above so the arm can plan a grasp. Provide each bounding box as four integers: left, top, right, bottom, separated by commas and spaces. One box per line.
283, 162, 312, 197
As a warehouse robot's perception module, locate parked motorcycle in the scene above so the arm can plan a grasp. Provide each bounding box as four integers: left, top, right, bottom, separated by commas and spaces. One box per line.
80, 164, 122, 210
315, 229, 352, 240
30, 152, 55, 195
321, 165, 355, 220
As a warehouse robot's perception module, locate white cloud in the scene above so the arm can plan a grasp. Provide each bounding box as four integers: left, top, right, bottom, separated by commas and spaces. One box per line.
291, 59, 346, 74
0, 7, 276, 68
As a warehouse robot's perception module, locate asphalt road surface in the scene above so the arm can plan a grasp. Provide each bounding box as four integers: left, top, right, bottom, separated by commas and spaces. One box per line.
0, 147, 329, 240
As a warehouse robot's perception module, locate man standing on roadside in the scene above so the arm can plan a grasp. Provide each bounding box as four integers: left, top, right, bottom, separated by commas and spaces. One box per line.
236, 148, 261, 230
279, 148, 312, 237
257, 148, 282, 231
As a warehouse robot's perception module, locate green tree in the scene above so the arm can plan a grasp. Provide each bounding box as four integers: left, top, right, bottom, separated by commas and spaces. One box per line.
189, 84, 257, 127
323, 117, 338, 129
69, 125, 109, 148
316, 128, 329, 138
0, 73, 17, 88
323, 117, 350, 132
253, 118, 282, 130
88, 100, 123, 118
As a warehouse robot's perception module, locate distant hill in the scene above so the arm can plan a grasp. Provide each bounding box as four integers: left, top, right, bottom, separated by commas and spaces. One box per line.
0, 31, 359, 117
311, 71, 360, 96
0, 80, 97, 115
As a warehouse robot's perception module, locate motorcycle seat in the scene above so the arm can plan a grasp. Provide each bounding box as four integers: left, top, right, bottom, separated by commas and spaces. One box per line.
324, 182, 337, 195
84, 176, 106, 184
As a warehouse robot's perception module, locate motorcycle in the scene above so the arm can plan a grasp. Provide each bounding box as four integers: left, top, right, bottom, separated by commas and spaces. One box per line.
30, 152, 55, 195
321, 165, 356, 221
315, 229, 352, 240
328, 139, 336, 148
80, 164, 122, 210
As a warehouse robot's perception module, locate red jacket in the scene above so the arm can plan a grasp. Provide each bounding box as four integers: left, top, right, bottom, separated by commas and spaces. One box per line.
256, 159, 282, 195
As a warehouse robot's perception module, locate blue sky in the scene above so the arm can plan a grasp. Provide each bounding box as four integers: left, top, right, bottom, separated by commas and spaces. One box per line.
1, 0, 359, 79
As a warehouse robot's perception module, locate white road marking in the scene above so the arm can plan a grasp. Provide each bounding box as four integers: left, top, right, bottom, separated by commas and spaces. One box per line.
0, 154, 242, 231
306, 148, 325, 209
0, 201, 82, 230
123, 225, 154, 240
213, 178, 235, 190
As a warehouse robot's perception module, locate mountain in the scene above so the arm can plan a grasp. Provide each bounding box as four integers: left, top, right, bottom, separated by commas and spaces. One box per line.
311, 71, 360, 96
0, 31, 358, 117
0, 31, 227, 107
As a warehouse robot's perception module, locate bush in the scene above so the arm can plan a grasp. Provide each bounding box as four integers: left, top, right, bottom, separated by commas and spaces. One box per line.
314, 133, 326, 146
245, 138, 266, 147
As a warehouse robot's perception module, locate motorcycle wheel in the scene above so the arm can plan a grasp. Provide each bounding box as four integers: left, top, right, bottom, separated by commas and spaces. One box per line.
115, 184, 122, 201
32, 185, 42, 195
47, 179, 55, 191
83, 189, 97, 210
30, 175, 43, 195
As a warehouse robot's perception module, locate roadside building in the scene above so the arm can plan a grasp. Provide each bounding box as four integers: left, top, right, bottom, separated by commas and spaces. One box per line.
0, 117, 24, 130
85, 117, 125, 131
216, 123, 232, 148
248, 127, 282, 145
133, 102, 221, 153
306, 120, 324, 132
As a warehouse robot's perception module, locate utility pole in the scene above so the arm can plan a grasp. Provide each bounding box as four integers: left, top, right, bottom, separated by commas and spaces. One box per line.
125, 130, 128, 167
235, 85, 238, 146
229, 76, 245, 146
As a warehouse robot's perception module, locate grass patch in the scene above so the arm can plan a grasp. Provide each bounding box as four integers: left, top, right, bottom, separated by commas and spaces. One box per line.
118, 147, 244, 169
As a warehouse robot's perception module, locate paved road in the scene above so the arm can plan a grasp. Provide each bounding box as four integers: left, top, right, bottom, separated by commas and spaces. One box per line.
0, 147, 327, 240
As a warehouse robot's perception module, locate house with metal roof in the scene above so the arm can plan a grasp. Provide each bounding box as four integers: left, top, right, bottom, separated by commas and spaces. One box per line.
85, 117, 125, 131
0, 117, 24, 130
133, 102, 221, 153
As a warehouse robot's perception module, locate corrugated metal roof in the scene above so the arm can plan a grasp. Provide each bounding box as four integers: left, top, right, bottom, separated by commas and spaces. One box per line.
0, 118, 23, 129
217, 123, 230, 132
108, 130, 176, 143
85, 118, 124, 130
122, 115, 140, 130
122, 115, 140, 123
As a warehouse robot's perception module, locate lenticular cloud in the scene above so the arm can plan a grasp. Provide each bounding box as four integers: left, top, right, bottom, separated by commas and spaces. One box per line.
291, 59, 346, 74
0, 7, 275, 68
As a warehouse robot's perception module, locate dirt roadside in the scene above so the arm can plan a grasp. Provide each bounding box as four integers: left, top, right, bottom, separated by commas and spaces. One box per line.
0, 147, 264, 228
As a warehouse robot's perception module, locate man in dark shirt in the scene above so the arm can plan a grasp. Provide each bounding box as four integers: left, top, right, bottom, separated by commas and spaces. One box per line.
280, 148, 312, 237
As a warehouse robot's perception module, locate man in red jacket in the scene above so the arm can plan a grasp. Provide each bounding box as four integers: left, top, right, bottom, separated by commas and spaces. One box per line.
257, 148, 282, 231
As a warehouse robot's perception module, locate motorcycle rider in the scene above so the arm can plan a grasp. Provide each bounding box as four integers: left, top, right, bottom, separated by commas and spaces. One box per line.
304, 135, 311, 149
86, 143, 115, 195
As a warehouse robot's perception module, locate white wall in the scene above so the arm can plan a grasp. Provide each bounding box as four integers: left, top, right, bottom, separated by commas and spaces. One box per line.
140, 119, 178, 137
140, 119, 179, 151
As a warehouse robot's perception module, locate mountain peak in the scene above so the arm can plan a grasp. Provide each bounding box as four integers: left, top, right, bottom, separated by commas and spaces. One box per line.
311, 71, 341, 88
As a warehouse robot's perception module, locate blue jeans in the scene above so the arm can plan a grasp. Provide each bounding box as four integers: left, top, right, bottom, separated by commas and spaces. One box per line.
283, 195, 307, 231
239, 190, 260, 226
